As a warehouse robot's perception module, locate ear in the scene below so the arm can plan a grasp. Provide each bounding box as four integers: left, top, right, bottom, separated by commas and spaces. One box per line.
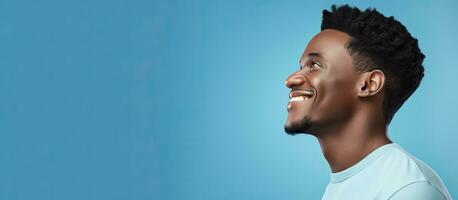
357, 70, 385, 98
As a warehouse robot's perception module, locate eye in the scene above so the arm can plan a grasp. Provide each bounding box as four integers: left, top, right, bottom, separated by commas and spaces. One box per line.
299, 60, 322, 71
309, 60, 322, 72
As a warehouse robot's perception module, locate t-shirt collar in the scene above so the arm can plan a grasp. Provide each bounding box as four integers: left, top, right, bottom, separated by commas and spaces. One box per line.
330, 143, 399, 183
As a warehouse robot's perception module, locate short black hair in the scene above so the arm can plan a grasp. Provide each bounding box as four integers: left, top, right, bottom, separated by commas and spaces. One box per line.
321, 4, 425, 124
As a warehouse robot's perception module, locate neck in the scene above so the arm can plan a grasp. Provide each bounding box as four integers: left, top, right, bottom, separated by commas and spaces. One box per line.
315, 109, 392, 173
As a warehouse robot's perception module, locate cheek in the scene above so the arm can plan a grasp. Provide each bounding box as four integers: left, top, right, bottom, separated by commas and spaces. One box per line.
311, 71, 356, 113
311, 70, 350, 96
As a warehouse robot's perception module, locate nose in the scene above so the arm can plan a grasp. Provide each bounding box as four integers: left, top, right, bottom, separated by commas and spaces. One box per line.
285, 74, 306, 89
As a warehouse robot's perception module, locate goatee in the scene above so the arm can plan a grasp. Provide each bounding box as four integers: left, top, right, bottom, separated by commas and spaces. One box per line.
284, 115, 313, 135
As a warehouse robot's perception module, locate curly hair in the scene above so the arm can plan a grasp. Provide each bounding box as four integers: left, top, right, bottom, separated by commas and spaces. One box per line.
321, 4, 425, 124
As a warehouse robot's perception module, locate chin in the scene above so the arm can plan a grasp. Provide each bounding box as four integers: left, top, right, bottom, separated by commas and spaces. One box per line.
284, 115, 313, 135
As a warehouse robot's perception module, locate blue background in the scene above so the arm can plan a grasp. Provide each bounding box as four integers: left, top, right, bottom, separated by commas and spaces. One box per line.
0, 0, 457, 199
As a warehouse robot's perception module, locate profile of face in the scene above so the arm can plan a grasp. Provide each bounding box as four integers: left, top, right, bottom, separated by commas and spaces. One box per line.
284, 29, 365, 135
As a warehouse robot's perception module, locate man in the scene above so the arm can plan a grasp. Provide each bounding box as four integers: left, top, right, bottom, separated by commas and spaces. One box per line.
284, 4, 452, 200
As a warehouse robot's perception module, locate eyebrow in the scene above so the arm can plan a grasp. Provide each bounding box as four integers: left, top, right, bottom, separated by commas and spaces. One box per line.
299, 52, 326, 65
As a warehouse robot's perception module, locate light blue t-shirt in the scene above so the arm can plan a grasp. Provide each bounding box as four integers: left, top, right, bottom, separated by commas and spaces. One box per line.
322, 143, 453, 200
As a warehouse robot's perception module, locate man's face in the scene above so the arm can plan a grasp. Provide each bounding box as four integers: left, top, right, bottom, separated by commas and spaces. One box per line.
284, 29, 361, 135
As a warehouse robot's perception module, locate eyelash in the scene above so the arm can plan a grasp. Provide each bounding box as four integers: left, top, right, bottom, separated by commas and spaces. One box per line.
300, 60, 322, 72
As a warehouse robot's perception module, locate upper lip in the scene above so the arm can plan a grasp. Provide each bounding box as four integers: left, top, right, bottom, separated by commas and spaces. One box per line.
289, 89, 315, 99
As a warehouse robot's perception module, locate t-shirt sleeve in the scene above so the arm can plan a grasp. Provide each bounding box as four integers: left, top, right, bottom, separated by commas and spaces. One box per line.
388, 181, 447, 200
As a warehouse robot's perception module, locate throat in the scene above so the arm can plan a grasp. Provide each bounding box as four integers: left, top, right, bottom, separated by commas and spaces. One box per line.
319, 134, 392, 173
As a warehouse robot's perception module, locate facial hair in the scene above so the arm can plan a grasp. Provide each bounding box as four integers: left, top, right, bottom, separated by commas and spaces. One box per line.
284, 115, 313, 135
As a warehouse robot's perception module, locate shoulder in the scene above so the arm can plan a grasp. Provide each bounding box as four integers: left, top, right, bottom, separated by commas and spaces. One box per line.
374, 145, 428, 183
375, 144, 451, 199
388, 181, 447, 200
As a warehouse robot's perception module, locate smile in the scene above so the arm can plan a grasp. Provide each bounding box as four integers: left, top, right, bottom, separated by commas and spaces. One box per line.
288, 89, 315, 102
289, 96, 310, 102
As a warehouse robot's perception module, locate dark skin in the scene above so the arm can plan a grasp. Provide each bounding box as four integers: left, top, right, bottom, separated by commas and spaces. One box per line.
284, 29, 392, 173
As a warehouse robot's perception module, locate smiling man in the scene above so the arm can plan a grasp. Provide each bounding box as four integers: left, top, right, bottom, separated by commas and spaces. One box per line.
284, 4, 452, 200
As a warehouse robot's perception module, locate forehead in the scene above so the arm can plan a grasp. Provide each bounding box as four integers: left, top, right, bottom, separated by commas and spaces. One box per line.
301, 29, 352, 64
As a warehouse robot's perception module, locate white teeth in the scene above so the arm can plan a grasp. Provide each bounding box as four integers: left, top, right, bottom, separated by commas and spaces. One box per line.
289, 96, 309, 102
